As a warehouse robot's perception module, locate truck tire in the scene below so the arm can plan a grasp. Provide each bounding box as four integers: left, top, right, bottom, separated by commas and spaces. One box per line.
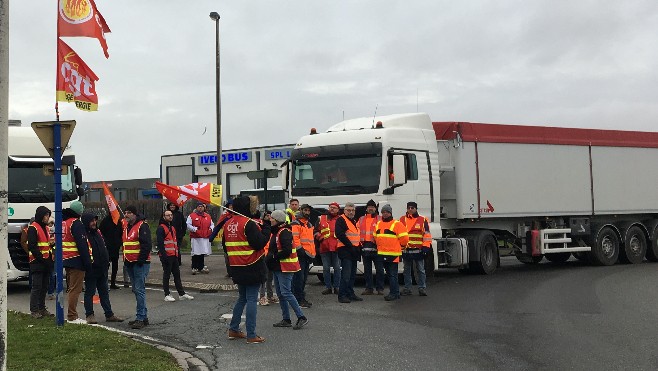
472, 231, 499, 275
619, 226, 646, 264
588, 227, 620, 266
544, 252, 571, 264
644, 226, 658, 262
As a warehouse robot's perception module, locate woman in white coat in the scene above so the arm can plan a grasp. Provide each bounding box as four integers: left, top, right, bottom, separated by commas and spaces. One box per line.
186, 202, 214, 274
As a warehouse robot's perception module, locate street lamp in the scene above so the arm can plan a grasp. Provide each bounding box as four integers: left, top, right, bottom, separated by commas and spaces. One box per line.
209, 11, 222, 186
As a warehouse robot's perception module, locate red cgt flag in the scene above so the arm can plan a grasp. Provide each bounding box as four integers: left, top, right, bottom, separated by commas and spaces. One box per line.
56, 39, 99, 111
155, 182, 223, 207
58, 0, 111, 58
103, 182, 121, 224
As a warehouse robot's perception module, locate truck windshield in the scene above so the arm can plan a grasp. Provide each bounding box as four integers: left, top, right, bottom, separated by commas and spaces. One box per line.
291, 155, 381, 196
8, 163, 77, 202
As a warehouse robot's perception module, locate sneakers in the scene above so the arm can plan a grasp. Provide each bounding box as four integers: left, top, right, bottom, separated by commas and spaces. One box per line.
247, 336, 265, 344
30, 312, 43, 319
130, 320, 146, 329
299, 300, 312, 309
123, 283, 130, 288
321, 288, 333, 295
228, 329, 246, 340
129, 318, 149, 326
401, 288, 412, 296
376, 290, 384, 295
333, 288, 339, 295
349, 295, 364, 302
191, 269, 199, 275
268, 296, 279, 304
419, 288, 428, 297
106, 315, 124, 322
67, 318, 86, 324
338, 296, 351, 303
293, 317, 309, 330
201, 266, 210, 274
384, 294, 400, 301
40, 309, 55, 318
258, 297, 269, 306
86, 315, 98, 324
362, 288, 374, 295
273, 319, 292, 328
164, 295, 176, 302
180, 293, 195, 300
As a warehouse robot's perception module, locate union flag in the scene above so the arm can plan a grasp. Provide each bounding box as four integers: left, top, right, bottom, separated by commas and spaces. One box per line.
58, 0, 111, 58
155, 182, 223, 207
103, 182, 121, 224
56, 39, 99, 111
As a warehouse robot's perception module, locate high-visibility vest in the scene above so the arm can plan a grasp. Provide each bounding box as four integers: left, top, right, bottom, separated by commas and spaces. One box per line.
291, 217, 315, 258
160, 223, 178, 257
189, 212, 212, 239
123, 220, 149, 262
400, 214, 432, 252
286, 208, 296, 224
274, 227, 300, 273
336, 214, 360, 249
359, 214, 380, 252
224, 215, 264, 266
28, 222, 52, 263
374, 220, 409, 263
62, 217, 92, 261
317, 214, 338, 253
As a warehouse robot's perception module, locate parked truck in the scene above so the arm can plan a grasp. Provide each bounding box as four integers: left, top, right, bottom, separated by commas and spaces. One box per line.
287, 113, 658, 275
6, 121, 84, 281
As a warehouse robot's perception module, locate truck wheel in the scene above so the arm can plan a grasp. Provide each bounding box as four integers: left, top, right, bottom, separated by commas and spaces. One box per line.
589, 227, 620, 266
646, 227, 658, 262
619, 226, 646, 264
545, 252, 571, 264
472, 231, 498, 275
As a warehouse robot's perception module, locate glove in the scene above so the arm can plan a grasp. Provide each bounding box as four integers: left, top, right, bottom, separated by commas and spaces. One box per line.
421, 246, 431, 256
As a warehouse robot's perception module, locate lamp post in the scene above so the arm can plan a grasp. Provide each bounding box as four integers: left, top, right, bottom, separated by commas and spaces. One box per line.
209, 12, 222, 186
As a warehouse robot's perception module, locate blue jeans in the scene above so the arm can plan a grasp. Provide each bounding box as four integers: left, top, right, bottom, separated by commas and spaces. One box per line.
320, 252, 341, 289
273, 271, 304, 321
363, 253, 385, 291
338, 257, 357, 299
293, 254, 311, 302
126, 263, 150, 321
84, 271, 114, 318
403, 257, 426, 290
230, 284, 260, 339
383, 260, 400, 297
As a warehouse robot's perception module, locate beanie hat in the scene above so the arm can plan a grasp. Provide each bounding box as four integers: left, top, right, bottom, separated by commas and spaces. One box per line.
381, 204, 392, 214
125, 205, 138, 214
69, 201, 84, 216
300, 204, 312, 211
366, 199, 377, 207
271, 210, 288, 223
407, 201, 418, 209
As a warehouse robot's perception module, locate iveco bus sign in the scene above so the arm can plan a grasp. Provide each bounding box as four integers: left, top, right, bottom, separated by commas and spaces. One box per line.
198, 152, 252, 165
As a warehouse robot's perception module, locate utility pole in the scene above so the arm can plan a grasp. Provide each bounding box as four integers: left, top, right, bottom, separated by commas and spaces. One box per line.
0, 0, 10, 368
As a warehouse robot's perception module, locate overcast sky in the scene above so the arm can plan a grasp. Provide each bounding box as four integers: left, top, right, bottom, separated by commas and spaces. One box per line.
8, 1, 658, 181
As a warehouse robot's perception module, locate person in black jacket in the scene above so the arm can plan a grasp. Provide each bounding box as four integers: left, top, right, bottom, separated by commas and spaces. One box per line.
167, 202, 186, 266
98, 213, 123, 289
123, 205, 152, 330
63, 201, 92, 322
158, 211, 194, 302
82, 213, 124, 324
335, 202, 362, 303
28, 206, 54, 318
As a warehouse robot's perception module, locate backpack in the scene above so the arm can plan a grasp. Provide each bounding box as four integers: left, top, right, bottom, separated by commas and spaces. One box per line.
20, 226, 29, 253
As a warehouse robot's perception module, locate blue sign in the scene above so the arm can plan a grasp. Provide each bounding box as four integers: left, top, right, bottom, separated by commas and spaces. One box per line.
199, 152, 252, 165
265, 148, 292, 160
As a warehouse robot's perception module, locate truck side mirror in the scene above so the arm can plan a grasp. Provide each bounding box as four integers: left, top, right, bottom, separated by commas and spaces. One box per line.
74, 167, 83, 186
392, 154, 406, 186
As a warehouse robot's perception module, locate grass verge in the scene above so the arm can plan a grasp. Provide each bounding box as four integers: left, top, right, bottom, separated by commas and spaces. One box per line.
8, 311, 180, 371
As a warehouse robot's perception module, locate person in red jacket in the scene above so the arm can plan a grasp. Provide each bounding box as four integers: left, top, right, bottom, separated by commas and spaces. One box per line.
314, 202, 341, 295
186, 202, 214, 275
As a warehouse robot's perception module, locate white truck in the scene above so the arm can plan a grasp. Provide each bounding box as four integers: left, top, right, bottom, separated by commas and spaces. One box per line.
6, 121, 84, 281
287, 113, 658, 275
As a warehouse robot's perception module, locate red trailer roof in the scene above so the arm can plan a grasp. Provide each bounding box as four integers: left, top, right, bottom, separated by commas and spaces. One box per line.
433, 121, 658, 148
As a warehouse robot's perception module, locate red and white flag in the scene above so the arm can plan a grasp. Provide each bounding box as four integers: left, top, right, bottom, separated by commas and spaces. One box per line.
58, 0, 111, 58
56, 39, 99, 111
103, 182, 121, 224
156, 182, 223, 207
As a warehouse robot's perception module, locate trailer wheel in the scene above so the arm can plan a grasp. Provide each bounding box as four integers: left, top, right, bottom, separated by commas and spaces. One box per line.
472, 231, 498, 275
646, 227, 658, 262
589, 227, 620, 266
544, 252, 571, 264
619, 226, 646, 264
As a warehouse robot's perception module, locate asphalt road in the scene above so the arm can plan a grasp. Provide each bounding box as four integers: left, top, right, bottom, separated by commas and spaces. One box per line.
8, 257, 658, 370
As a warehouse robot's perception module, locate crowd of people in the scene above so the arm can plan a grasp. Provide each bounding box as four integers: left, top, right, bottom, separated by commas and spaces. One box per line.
26, 196, 432, 344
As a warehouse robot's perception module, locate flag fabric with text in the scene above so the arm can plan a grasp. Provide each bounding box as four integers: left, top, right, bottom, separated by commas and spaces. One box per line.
156, 182, 223, 207
58, 0, 111, 58
103, 183, 121, 224
56, 39, 99, 112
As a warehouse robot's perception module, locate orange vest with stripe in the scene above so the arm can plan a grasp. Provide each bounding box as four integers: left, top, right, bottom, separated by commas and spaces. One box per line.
336, 214, 360, 249
374, 219, 409, 263
358, 214, 380, 243
400, 214, 432, 250
224, 215, 265, 266
62, 217, 92, 261
292, 217, 315, 258
317, 214, 338, 253
28, 222, 52, 263
275, 227, 300, 273
160, 223, 178, 257
123, 220, 149, 262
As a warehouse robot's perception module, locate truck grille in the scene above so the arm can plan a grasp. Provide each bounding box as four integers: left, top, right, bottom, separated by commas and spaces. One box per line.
8, 233, 30, 271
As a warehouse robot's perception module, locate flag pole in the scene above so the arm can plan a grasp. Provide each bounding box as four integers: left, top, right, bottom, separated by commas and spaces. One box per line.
54, 4, 64, 327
